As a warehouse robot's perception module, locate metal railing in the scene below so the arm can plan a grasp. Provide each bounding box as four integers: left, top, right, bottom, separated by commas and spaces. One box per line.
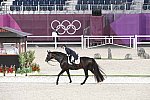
27, 35, 150, 49
27, 35, 84, 49
134, 35, 150, 49
84, 35, 135, 49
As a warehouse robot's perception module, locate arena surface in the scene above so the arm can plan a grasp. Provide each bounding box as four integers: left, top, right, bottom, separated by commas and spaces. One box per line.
0, 46, 150, 100
29, 46, 150, 76
0, 83, 150, 100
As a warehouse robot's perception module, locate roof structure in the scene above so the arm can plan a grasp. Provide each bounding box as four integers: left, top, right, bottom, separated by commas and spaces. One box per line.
0, 27, 31, 37
0, 27, 31, 43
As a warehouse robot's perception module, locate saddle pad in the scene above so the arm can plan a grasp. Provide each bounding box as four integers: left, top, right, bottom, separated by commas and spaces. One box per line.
75, 57, 80, 64
68, 57, 80, 64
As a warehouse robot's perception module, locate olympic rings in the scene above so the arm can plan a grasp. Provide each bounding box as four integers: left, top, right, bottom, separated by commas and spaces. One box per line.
51, 20, 81, 35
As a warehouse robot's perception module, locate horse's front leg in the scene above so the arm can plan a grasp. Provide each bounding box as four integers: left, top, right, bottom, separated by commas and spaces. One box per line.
56, 70, 65, 85
81, 69, 89, 85
66, 70, 72, 83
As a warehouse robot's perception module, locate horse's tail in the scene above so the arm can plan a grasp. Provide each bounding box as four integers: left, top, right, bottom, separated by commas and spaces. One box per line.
92, 58, 106, 82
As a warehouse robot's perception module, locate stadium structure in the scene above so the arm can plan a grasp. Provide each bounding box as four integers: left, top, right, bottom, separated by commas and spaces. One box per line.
0, 0, 150, 48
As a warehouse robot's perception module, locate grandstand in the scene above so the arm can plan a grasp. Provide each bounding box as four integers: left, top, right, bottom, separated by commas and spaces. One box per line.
0, 0, 148, 14
0, 0, 150, 48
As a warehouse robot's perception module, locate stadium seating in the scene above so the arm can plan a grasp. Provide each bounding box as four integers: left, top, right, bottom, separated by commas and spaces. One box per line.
143, 0, 150, 10
76, 0, 133, 5
9, 0, 135, 11
75, 0, 133, 11
10, 0, 66, 11
144, 0, 149, 4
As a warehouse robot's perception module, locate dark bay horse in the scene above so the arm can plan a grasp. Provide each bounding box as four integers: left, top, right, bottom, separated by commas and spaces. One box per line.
45, 51, 106, 85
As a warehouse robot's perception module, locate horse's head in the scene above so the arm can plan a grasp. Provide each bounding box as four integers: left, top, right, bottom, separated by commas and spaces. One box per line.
45, 51, 67, 64
45, 50, 55, 62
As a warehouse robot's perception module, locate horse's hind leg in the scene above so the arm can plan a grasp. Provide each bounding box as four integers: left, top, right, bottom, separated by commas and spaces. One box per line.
81, 69, 89, 85
66, 70, 72, 83
56, 70, 65, 85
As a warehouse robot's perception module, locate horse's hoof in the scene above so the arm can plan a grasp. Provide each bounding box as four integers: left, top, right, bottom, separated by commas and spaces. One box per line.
81, 83, 84, 85
69, 81, 72, 83
56, 83, 58, 85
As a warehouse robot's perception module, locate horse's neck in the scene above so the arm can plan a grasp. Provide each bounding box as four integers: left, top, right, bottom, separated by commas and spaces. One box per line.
54, 57, 61, 63
54, 54, 66, 63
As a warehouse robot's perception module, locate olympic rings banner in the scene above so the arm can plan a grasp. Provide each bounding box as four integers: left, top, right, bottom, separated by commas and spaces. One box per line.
9, 14, 103, 41
51, 20, 81, 35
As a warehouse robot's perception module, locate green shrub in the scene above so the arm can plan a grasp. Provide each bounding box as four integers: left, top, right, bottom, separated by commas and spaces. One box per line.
18, 50, 40, 74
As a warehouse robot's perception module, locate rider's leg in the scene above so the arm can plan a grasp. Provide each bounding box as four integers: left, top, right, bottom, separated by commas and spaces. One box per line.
69, 56, 72, 63
71, 56, 75, 63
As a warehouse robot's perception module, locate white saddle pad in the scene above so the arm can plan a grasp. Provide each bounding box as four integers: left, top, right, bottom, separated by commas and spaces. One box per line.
75, 57, 80, 64
68, 56, 80, 64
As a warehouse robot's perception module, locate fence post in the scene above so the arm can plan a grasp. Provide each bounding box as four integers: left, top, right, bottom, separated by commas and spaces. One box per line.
111, 36, 113, 44
87, 37, 90, 48
84, 37, 86, 49
134, 35, 137, 49
129, 36, 132, 48
54, 36, 57, 49
105, 36, 107, 44
81, 35, 84, 49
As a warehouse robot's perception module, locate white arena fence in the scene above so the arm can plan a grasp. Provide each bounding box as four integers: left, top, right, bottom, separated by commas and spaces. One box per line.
27, 35, 84, 49
83, 35, 135, 49
134, 35, 150, 49
27, 35, 150, 49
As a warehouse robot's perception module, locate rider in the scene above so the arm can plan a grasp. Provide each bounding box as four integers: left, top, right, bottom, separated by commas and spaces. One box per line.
61, 44, 78, 65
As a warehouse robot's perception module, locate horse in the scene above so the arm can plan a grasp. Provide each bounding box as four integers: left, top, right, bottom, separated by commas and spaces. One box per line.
45, 51, 106, 85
